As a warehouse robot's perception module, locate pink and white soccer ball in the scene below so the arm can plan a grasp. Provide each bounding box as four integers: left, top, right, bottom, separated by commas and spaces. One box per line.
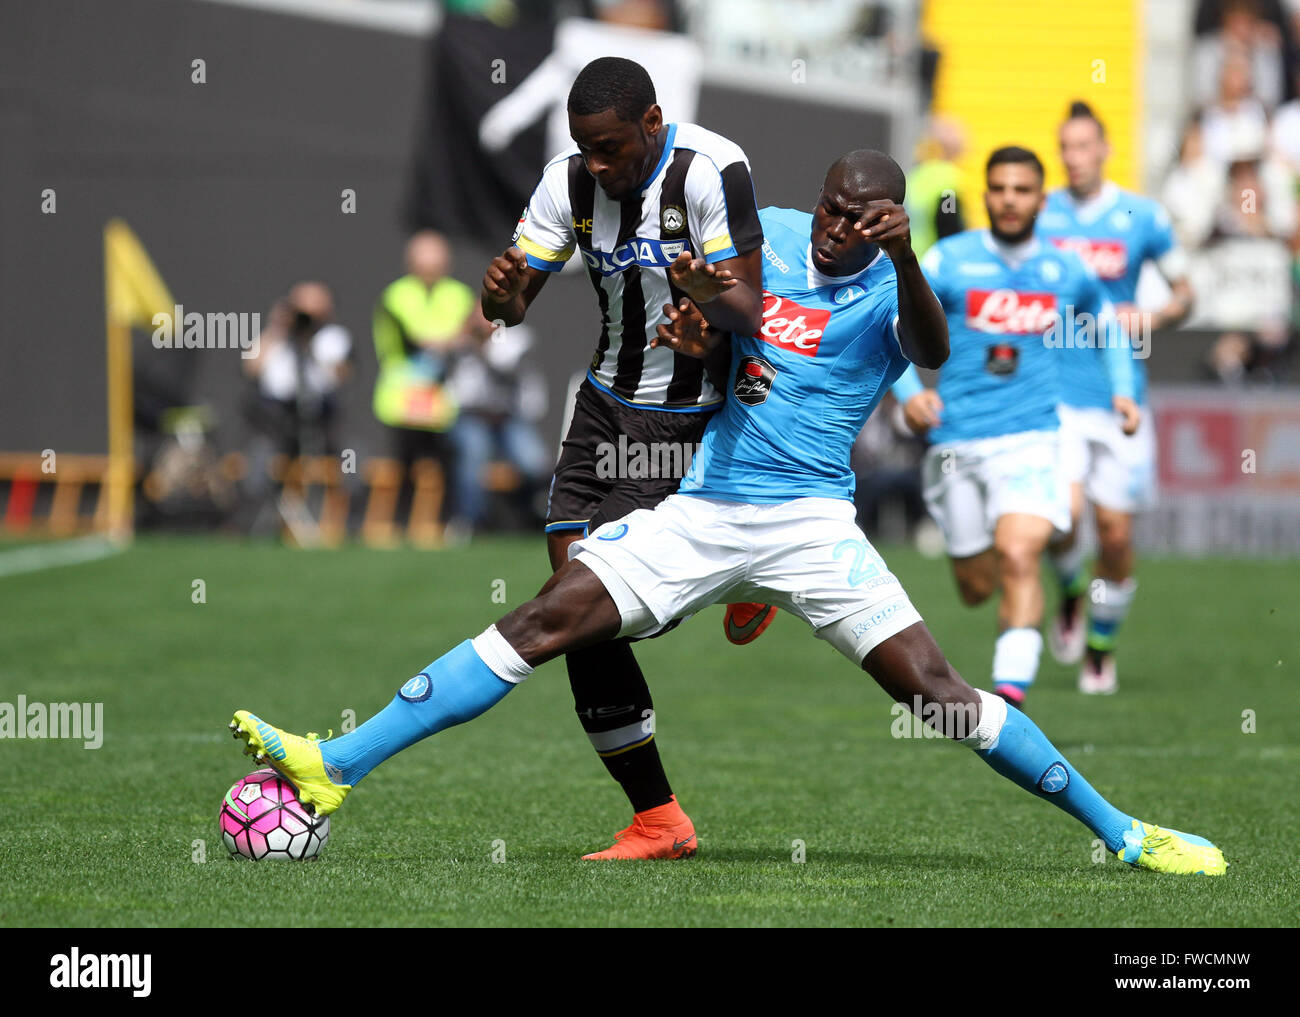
219, 768, 330, 860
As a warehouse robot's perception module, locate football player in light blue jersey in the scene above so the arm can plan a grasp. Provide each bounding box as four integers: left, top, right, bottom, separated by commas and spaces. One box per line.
1037, 102, 1195, 695
890, 146, 1140, 707
229, 151, 1225, 877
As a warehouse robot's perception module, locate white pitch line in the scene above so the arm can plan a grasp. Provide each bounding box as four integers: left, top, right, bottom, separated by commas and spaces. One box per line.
0, 536, 125, 579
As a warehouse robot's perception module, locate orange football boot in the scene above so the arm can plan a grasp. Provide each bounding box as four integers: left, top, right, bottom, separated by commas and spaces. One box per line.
581, 795, 698, 860
724, 602, 778, 645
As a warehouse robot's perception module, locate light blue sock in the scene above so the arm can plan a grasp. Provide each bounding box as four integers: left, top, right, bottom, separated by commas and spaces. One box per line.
978, 704, 1134, 852
319, 640, 513, 786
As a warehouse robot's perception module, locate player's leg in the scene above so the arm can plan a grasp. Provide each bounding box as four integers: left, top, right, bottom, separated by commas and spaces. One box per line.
768, 503, 1222, 874
989, 512, 1054, 705
859, 623, 1223, 874
547, 529, 683, 852
547, 385, 712, 858
1047, 407, 1091, 664
922, 440, 997, 607
1076, 413, 1151, 694
1047, 481, 1089, 664
1079, 503, 1136, 694
949, 549, 997, 606
230, 559, 623, 815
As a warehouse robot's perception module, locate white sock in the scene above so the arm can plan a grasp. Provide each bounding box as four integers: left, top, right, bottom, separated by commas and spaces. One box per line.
959, 689, 1008, 751
993, 627, 1043, 689
471, 625, 534, 684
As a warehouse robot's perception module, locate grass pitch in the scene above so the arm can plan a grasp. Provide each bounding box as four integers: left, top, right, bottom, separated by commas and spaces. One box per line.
1, 535, 1296, 927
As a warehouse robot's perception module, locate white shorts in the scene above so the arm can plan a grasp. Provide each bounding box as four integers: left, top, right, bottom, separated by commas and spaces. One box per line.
921, 430, 1071, 558
1057, 404, 1157, 513
570, 494, 924, 666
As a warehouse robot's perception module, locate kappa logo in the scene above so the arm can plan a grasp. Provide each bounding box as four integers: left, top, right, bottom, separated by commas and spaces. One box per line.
756, 292, 829, 357
734, 355, 777, 405
660, 204, 686, 234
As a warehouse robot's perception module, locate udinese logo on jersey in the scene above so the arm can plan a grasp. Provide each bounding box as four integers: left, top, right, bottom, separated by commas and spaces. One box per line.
734, 355, 777, 405
756, 292, 829, 357
660, 204, 687, 235
1049, 236, 1127, 280
966, 289, 1058, 335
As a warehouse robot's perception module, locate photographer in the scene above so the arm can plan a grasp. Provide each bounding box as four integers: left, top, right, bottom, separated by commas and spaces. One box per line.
237, 281, 352, 533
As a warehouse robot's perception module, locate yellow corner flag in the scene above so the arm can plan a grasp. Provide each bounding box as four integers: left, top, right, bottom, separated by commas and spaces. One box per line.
103, 219, 175, 540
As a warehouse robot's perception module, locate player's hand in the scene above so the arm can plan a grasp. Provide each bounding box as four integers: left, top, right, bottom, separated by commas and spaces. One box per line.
1114, 395, 1141, 436
903, 390, 943, 434
652, 298, 717, 358
666, 252, 738, 304
856, 200, 913, 260
481, 246, 530, 303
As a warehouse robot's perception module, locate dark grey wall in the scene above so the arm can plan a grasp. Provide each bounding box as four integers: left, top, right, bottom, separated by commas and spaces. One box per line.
0, 0, 891, 462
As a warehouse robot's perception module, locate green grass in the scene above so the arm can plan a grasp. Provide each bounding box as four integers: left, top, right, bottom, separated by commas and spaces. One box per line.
1, 535, 1296, 927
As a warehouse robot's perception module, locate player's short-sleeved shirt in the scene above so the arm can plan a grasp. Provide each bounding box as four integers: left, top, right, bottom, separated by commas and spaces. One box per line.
678, 206, 907, 504
513, 122, 762, 410
918, 230, 1111, 445
1037, 183, 1177, 408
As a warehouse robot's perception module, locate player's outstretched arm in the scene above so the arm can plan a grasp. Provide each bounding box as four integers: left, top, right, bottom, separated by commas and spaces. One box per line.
481, 246, 551, 327
651, 298, 725, 359
666, 248, 763, 338
857, 200, 948, 369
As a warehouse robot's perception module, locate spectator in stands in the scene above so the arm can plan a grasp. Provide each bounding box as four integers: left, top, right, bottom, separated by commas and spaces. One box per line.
373, 230, 476, 523
1163, 113, 1224, 249
1269, 63, 1300, 172
243, 281, 351, 457
1194, 0, 1288, 109
1213, 130, 1297, 240
237, 281, 352, 533
446, 311, 552, 538
1202, 54, 1272, 164
906, 115, 966, 259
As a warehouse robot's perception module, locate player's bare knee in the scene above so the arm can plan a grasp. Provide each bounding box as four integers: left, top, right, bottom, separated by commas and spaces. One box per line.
995, 542, 1040, 581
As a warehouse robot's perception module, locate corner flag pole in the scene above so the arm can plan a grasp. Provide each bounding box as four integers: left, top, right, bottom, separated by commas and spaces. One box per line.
103, 219, 175, 542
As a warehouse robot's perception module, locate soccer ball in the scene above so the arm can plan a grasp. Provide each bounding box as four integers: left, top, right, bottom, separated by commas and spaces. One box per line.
219, 768, 329, 860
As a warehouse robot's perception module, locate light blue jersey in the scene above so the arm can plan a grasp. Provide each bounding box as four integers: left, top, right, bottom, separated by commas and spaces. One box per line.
1037, 183, 1176, 408
679, 206, 909, 504
891, 230, 1133, 444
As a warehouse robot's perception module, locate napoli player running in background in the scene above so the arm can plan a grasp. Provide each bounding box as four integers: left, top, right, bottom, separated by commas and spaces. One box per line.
891, 147, 1140, 707
1037, 102, 1195, 695
480, 57, 764, 859
228, 150, 1224, 876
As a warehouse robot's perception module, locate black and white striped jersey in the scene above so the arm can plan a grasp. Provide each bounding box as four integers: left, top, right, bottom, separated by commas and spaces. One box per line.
514, 122, 762, 411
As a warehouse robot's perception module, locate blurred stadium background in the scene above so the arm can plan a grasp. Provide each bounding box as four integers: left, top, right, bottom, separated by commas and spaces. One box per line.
1, 0, 1296, 556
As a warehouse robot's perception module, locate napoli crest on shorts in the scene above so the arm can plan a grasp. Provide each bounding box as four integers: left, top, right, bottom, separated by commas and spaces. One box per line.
734, 355, 777, 406
597, 523, 629, 541
1038, 762, 1070, 793
399, 673, 432, 702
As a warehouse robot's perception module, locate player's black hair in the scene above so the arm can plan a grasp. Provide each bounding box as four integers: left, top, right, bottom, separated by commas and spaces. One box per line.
826, 149, 906, 203
1064, 100, 1107, 138
985, 146, 1045, 182
567, 57, 657, 122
